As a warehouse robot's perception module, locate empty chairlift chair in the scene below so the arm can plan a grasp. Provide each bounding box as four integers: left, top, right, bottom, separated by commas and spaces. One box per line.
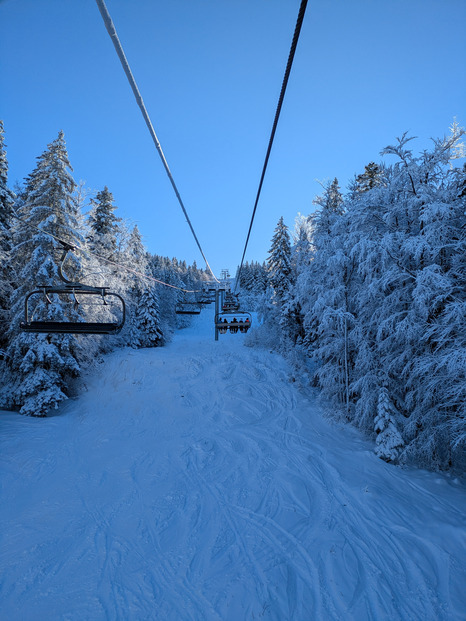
20, 244, 126, 335
175, 301, 202, 315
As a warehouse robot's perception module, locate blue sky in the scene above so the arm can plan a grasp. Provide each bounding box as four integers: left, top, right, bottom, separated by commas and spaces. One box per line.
1, 0, 465, 277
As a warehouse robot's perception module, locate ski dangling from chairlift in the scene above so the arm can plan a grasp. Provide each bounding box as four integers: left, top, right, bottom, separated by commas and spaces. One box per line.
20, 243, 126, 335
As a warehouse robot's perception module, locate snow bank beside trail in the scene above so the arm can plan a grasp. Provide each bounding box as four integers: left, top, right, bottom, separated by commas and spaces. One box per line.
1, 307, 465, 620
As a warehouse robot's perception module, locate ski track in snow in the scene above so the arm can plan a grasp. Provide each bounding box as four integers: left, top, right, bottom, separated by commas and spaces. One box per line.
1, 307, 465, 620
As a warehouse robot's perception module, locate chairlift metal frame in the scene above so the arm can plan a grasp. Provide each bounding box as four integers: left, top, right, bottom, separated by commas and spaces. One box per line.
215, 311, 252, 335
175, 301, 202, 315
20, 244, 126, 335
222, 291, 239, 310
222, 301, 240, 312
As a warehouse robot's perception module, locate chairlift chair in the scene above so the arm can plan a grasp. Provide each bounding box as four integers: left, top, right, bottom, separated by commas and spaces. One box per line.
222, 300, 240, 312
20, 244, 126, 335
175, 301, 202, 315
198, 293, 215, 305
215, 311, 252, 335
222, 291, 240, 312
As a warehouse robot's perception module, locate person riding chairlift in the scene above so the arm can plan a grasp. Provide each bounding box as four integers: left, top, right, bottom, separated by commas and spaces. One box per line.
219, 318, 228, 334
239, 317, 250, 333
229, 318, 238, 334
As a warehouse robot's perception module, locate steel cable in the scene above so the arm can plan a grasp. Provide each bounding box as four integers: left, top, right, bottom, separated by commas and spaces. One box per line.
95, 0, 218, 282
234, 0, 308, 292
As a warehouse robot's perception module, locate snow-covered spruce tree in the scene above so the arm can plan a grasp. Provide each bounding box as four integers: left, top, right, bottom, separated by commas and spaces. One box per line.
261, 217, 294, 349
81, 186, 127, 346
339, 136, 435, 450
0, 120, 16, 350
237, 261, 252, 291
131, 285, 164, 348
293, 214, 312, 274
148, 254, 185, 337
254, 262, 268, 294
392, 125, 466, 469
354, 162, 385, 194
343, 171, 401, 433
86, 186, 121, 259
374, 383, 404, 462
120, 224, 155, 347
280, 214, 312, 346
235, 261, 267, 312
325, 127, 464, 469
2, 131, 84, 417
312, 215, 356, 411
267, 216, 293, 302
299, 178, 357, 409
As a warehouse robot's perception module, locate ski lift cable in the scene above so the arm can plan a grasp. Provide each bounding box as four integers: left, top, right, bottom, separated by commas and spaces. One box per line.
234, 0, 308, 293
94, 0, 219, 284
9, 207, 201, 294
88, 250, 201, 293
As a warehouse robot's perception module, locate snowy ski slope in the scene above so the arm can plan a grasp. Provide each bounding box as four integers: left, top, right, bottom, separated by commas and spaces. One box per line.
1, 307, 465, 620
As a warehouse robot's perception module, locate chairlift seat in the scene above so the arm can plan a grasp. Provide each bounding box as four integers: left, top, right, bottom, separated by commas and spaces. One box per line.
21, 284, 125, 335
20, 321, 122, 335
175, 303, 202, 315
215, 311, 252, 334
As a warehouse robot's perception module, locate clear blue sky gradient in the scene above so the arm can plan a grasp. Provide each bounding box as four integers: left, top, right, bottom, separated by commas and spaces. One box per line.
1, 0, 465, 276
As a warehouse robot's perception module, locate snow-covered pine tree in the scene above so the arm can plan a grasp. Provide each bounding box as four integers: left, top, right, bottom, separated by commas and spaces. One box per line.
292, 214, 312, 273
396, 125, 466, 469
279, 215, 312, 346
256, 262, 268, 293
239, 261, 252, 291
117, 224, 149, 346
343, 166, 395, 431
354, 162, 385, 194
2, 131, 84, 417
132, 285, 164, 348
267, 216, 293, 302
0, 121, 16, 349
255, 217, 296, 350
124, 225, 148, 290
86, 186, 121, 259
0, 121, 14, 229
81, 185, 129, 343
148, 254, 184, 336
250, 261, 267, 294
300, 178, 356, 406
311, 215, 356, 410
374, 383, 404, 462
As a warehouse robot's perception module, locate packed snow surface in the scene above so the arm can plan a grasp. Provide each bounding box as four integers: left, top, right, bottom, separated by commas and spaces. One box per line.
1, 308, 465, 620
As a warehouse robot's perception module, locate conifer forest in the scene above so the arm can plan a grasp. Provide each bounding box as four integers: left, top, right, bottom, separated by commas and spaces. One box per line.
1, 120, 465, 474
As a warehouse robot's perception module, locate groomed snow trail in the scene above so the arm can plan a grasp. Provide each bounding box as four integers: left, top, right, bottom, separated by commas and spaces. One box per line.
1, 308, 465, 620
